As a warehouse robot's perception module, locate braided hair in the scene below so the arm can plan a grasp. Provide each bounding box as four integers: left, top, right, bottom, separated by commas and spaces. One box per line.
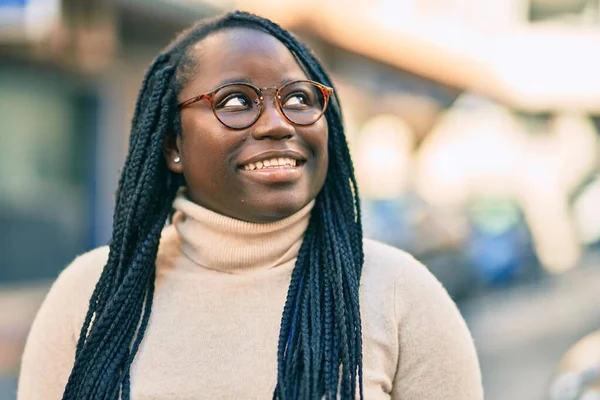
62, 11, 364, 400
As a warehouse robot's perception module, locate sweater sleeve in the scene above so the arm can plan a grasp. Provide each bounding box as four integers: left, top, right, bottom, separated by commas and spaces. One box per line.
18, 247, 108, 400
391, 257, 483, 400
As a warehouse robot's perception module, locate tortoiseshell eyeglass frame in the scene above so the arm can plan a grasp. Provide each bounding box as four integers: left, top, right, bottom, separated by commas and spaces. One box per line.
178, 79, 334, 130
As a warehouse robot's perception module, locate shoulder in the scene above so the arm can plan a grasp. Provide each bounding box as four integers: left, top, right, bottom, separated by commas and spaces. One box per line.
363, 240, 484, 398
55, 246, 110, 294
57, 225, 182, 292
361, 238, 454, 318
360, 238, 440, 319
361, 238, 430, 287
27, 246, 111, 344
362, 241, 473, 353
48, 246, 110, 323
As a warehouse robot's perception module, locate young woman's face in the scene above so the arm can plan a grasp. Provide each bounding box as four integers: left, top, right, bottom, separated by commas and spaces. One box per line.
166, 28, 329, 223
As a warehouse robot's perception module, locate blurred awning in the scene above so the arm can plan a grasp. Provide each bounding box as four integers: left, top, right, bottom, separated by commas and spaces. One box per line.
105, 0, 600, 112
232, 0, 600, 113
114, 0, 221, 23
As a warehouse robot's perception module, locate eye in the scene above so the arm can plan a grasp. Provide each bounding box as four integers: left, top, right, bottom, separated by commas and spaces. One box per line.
218, 94, 252, 110
282, 93, 309, 108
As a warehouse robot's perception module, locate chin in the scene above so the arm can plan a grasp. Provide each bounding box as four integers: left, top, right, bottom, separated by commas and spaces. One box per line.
245, 196, 310, 223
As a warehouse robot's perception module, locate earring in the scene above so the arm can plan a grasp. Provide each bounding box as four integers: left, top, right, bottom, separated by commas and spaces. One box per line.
174, 156, 181, 163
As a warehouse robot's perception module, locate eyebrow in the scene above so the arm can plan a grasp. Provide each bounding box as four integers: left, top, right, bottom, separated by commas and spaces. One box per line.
215, 77, 252, 87
214, 76, 303, 89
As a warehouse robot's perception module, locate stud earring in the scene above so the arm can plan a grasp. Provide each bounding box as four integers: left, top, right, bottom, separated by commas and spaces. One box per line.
174, 156, 181, 163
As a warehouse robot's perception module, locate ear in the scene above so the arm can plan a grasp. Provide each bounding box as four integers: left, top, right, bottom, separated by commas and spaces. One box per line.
163, 133, 184, 173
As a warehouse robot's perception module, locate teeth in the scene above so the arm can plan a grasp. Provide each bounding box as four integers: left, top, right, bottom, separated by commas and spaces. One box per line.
243, 157, 300, 170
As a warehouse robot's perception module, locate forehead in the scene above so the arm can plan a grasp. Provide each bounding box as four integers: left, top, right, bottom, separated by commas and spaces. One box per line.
183, 28, 309, 94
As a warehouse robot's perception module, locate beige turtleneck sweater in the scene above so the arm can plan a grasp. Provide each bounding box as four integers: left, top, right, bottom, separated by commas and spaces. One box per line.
18, 195, 483, 399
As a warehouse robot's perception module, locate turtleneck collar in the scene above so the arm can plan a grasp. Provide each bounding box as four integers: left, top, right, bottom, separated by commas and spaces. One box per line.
171, 192, 314, 274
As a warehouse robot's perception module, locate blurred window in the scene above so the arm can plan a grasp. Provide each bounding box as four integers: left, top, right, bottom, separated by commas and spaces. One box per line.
0, 64, 96, 283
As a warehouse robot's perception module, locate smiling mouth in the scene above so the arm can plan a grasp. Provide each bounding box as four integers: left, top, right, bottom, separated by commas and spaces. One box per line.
240, 157, 306, 171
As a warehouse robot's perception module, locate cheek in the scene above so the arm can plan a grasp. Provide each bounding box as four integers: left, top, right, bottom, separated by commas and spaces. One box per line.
317, 147, 328, 188
318, 122, 329, 165
181, 112, 231, 155
307, 122, 329, 188
179, 114, 233, 182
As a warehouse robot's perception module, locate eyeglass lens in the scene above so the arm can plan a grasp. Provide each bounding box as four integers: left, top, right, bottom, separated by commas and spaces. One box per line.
211, 81, 326, 129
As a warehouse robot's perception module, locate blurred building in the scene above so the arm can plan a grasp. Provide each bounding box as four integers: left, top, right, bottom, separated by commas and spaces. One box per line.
0, 0, 459, 283
1, 1, 600, 399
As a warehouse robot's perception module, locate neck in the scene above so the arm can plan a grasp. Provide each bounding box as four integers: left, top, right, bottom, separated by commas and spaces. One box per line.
172, 192, 314, 274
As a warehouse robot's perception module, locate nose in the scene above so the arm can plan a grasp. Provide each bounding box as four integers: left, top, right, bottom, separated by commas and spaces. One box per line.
250, 98, 295, 141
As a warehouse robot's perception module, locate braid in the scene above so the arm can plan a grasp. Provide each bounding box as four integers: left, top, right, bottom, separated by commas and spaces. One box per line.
63, 10, 364, 400
62, 60, 179, 399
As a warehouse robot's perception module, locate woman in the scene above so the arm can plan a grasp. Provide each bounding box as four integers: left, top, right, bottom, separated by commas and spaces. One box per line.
18, 11, 483, 400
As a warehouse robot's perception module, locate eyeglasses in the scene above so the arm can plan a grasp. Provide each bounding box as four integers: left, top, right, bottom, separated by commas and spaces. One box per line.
178, 80, 334, 130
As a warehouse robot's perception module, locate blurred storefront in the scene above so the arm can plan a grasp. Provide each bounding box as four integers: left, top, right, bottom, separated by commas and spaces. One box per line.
0, 0, 223, 396
0, 0, 220, 283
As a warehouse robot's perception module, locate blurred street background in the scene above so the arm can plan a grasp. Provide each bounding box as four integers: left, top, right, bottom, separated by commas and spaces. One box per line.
2, 0, 600, 399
